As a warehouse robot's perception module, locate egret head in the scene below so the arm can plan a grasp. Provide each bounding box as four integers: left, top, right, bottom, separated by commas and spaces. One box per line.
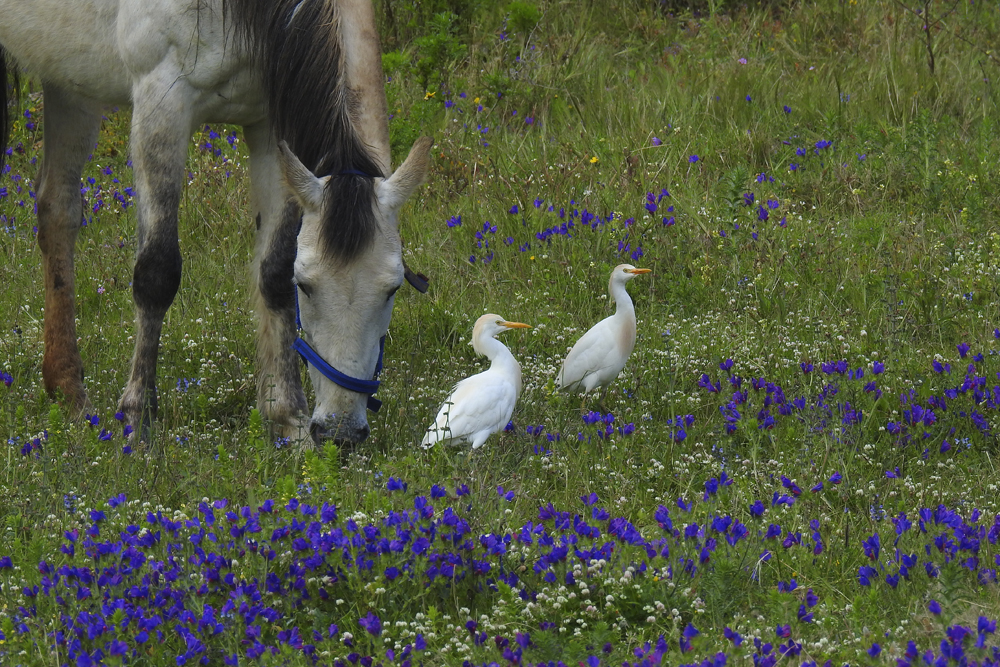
610, 263, 651, 291
471, 314, 531, 355
277, 137, 432, 445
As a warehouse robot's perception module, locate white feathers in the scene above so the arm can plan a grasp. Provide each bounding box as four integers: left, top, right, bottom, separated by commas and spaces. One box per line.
557, 264, 651, 397
421, 264, 650, 450
421, 314, 531, 450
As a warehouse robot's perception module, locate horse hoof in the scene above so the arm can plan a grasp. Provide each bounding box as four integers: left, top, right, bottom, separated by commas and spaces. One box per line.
118, 393, 155, 445
68, 395, 95, 422
45, 380, 92, 421
269, 413, 312, 451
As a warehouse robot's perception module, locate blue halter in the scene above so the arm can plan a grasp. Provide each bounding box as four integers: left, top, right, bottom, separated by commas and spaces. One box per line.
338, 167, 373, 177
293, 289, 384, 412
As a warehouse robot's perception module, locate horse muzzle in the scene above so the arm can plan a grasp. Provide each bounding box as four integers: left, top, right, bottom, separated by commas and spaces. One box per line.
310, 414, 370, 445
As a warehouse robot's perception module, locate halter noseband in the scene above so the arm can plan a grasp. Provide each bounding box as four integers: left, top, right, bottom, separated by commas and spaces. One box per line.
293, 288, 385, 412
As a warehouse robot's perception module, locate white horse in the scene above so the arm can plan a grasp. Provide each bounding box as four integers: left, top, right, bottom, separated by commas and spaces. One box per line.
0, 0, 430, 445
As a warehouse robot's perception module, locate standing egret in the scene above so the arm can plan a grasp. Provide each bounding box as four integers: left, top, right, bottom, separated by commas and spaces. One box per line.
422, 314, 531, 449
556, 264, 651, 408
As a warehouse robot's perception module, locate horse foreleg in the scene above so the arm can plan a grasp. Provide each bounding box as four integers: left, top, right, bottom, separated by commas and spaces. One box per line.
245, 124, 308, 446
35, 86, 102, 417
118, 73, 192, 440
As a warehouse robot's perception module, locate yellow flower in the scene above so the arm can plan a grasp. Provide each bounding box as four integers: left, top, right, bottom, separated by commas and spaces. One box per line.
424, 91, 436, 100
590, 156, 599, 164
474, 97, 481, 104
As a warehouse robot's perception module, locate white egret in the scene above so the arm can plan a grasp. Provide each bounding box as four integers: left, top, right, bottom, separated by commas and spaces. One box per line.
421, 314, 531, 449
556, 264, 651, 407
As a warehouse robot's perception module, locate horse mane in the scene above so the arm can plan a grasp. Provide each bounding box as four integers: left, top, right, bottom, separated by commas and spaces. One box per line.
225, 0, 383, 261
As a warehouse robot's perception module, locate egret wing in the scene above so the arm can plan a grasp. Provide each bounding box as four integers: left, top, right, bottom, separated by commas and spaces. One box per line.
422, 370, 517, 445
558, 317, 625, 389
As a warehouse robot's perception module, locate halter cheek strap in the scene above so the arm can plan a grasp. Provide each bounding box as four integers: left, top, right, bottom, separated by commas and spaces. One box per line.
293, 289, 384, 412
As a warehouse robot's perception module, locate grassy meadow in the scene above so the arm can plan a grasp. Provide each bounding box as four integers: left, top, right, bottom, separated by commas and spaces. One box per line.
2, 0, 1000, 664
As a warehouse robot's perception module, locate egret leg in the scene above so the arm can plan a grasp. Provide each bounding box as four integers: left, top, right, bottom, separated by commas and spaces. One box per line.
425, 436, 463, 474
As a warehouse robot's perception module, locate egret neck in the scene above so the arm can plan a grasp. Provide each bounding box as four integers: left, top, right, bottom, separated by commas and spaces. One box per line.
473, 328, 523, 399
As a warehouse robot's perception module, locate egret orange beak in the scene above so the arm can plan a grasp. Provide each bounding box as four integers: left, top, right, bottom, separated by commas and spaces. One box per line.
502, 321, 532, 329
626, 268, 652, 274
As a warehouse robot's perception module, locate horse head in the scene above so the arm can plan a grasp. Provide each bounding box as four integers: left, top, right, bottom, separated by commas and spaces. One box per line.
277, 136, 431, 444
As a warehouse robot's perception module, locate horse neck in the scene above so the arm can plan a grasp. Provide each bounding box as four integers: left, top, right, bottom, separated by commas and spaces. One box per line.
337, 0, 391, 174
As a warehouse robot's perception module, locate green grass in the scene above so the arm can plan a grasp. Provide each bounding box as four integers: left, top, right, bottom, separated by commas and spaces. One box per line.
1, 1, 1000, 665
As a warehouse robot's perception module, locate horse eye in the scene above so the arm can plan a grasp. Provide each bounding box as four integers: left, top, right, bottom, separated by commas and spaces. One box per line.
296, 281, 313, 298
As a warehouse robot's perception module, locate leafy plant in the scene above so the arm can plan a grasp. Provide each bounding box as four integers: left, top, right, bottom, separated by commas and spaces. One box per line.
507, 1, 542, 41
413, 11, 466, 91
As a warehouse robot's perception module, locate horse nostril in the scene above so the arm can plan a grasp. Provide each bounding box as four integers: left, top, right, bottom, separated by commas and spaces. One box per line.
309, 421, 326, 445
332, 423, 370, 445
313, 417, 369, 445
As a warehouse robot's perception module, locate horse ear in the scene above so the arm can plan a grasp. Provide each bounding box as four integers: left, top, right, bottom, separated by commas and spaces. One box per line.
380, 136, 432, 211
277, 140, 325, 210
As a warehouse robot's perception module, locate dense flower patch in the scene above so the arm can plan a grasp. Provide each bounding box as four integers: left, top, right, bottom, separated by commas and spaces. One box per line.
697, 342, 1000, 450
3, 308, 998, 666
3, 461, 1000, 667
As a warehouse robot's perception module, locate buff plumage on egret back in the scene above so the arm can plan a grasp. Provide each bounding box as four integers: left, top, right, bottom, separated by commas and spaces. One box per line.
556, 264, 651, 408
422, 314, 532, 450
